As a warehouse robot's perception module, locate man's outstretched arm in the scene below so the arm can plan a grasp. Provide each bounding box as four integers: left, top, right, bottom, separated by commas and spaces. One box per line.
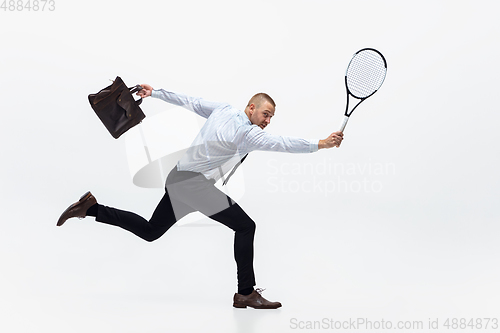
245, 128, 343, 154
136, 84, 226, 119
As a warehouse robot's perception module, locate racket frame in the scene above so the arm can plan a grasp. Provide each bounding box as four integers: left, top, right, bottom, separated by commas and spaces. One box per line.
340, 48, 387, 133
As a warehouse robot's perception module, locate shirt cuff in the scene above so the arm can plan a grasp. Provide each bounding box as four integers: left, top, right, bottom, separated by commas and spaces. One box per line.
310, 139, 320, 153
151, 89, 162, 99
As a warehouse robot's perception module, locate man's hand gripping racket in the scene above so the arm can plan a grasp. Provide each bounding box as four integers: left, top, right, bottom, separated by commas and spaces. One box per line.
339, 48, 387, 133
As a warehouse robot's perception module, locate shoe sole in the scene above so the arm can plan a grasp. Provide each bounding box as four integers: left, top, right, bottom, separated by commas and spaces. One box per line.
233, 302, 281, 309
56, 191, 92, 227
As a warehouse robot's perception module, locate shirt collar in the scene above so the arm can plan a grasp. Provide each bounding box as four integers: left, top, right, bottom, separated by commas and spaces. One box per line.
238, 109, 252, 126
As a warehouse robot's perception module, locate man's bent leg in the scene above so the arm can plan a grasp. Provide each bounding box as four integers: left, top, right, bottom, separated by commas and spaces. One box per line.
94, 191, 193, 242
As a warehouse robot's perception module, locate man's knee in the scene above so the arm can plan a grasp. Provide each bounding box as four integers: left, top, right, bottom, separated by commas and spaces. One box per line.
240, 218, 256, 234
143, 234, 161, 242
143, 235, 160, 243
141, 228, 167, 242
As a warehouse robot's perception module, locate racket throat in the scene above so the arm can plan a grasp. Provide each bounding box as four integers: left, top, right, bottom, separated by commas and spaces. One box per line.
341, 95, 365, 132
345, 95, 366, 117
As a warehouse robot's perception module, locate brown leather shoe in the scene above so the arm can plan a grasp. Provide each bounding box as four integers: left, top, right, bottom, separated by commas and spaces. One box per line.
233, 288, 282, 309
57, 191, 97, 226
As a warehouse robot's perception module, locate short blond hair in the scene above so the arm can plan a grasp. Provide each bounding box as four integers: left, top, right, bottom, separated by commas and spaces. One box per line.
247, 93, 276, 108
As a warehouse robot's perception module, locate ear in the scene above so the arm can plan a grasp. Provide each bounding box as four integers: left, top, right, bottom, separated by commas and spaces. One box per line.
248, 103, 256, 115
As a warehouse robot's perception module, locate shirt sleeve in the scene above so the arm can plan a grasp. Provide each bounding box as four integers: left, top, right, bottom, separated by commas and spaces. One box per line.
151, 89, 227, 119
245, 126, 319, 153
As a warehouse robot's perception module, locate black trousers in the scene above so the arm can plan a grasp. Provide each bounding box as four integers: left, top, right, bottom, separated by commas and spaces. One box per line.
95, 167, 256, 290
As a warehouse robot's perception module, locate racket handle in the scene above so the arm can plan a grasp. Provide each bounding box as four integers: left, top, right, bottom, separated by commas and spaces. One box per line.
339, 116, 350, 132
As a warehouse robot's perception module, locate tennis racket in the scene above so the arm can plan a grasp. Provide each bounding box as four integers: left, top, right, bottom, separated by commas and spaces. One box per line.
339, 48, 387, 132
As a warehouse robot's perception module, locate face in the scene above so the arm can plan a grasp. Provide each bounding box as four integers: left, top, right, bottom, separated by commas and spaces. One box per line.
249, 101, 275, 129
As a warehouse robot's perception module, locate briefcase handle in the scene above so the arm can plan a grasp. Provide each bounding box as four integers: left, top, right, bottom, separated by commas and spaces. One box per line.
130, 85, 144, 106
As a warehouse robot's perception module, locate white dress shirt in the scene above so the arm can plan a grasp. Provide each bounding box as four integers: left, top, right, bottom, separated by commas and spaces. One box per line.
152, 89, 319, 181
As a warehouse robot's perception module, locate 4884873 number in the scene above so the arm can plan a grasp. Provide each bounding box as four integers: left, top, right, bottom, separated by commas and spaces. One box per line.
1, 0, 55, 11
443, 318, 498, 330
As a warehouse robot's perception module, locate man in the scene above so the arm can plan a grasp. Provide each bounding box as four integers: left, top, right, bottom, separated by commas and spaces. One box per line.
57, 84, 343, 309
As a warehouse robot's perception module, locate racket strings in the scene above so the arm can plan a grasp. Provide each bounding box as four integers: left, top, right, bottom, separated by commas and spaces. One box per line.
346, 50, 386, 99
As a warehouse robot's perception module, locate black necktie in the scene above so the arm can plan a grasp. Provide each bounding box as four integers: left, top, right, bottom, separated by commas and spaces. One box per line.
223, 153, 248, 185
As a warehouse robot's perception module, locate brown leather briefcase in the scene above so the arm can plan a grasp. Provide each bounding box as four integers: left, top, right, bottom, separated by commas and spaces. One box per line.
88, 76, 145, 139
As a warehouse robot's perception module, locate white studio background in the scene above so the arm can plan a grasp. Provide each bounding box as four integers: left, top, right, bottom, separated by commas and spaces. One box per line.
1, 1, 499, 332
